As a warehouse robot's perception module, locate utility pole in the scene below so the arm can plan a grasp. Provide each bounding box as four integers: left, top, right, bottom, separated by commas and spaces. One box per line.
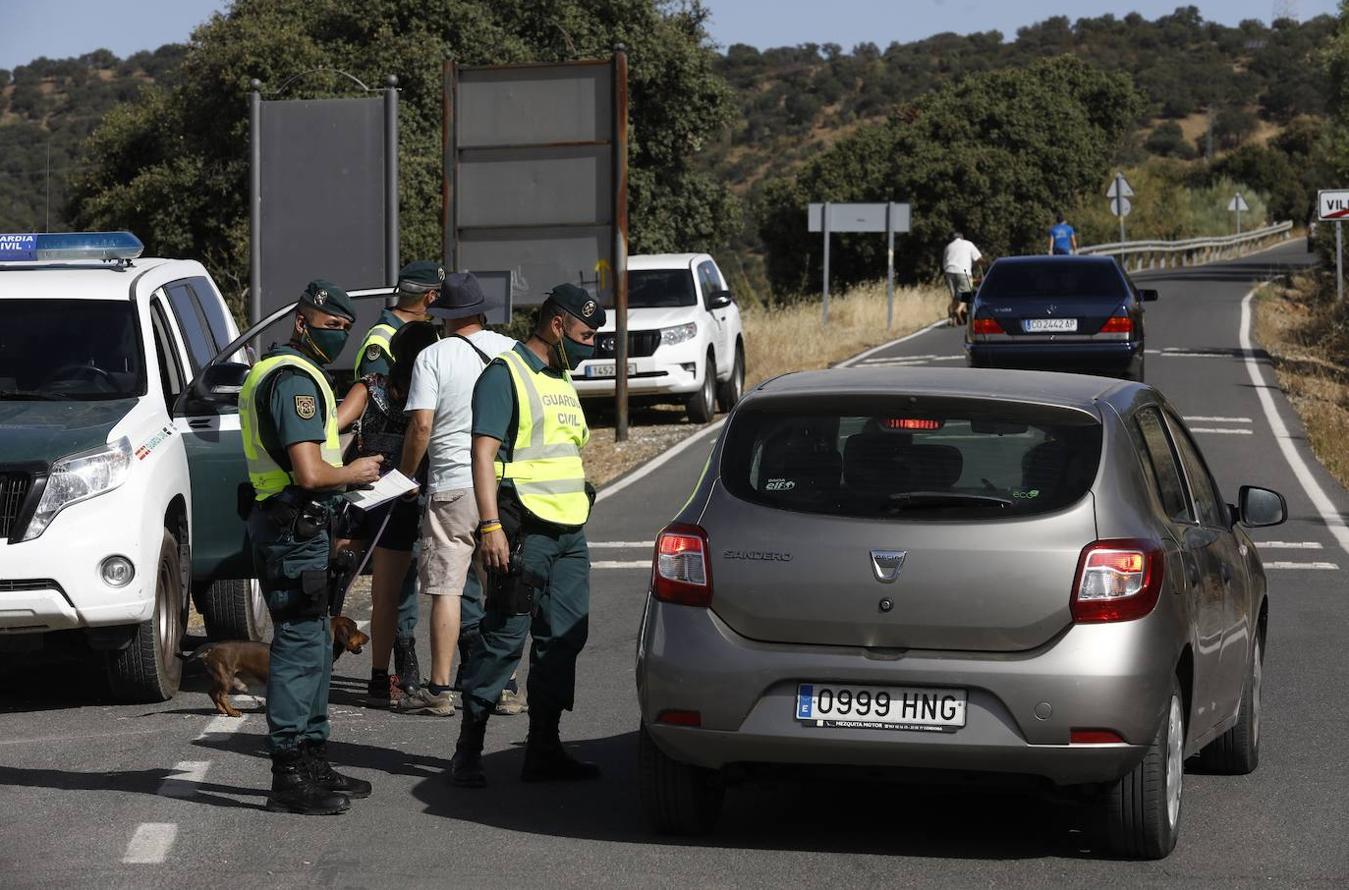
44, 139, 51, 232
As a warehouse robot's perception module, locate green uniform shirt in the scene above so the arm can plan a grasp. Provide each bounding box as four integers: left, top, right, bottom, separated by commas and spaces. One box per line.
258, 345, 332, 474
355, 308, 405, 378
471, 342, 567, 490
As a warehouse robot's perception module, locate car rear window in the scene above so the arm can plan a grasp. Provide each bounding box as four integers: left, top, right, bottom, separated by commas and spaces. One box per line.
721, 395, 1102, 520
980, 261, 1128, 300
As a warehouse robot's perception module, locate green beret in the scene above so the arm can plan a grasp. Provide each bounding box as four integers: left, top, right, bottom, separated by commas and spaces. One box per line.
300, 279, 355, 322
546, 282, 606, 329
397, 260, 446, 294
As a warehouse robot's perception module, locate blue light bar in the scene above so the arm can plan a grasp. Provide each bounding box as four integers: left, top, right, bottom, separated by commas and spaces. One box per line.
0, 232, 144, 262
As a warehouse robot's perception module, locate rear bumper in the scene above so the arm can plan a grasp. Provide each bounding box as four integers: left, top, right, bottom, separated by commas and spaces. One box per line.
966, 340, 1141, 373
637, 600, 1177, 786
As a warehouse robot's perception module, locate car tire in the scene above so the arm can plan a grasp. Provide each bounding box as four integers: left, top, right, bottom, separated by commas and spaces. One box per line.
716, 341, 745, 412
1094, 677, 1185, 860
638, 723, 723, 836
686, 354, 717, 424
199, 578, 269, 642
106, 529, 184, 703
1199, 633, 1262, 775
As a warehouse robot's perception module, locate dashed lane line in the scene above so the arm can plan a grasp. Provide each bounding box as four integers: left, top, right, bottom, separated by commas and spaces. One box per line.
1189, 428, 1254, 435
589, 541, 653, 549
592, 560, 651, 570
1264, 561, 1340, 571
1184, 416, 1253, 423
195, 714, 250, 740
157, 761, 210, 800
123, 823, 177, 864
1240, 288, 1349, 559
1255, 541, 1324, 550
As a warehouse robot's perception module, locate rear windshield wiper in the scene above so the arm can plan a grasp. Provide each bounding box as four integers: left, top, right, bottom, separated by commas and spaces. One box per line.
0, 389, 72, 401
884, 492, 1012, 511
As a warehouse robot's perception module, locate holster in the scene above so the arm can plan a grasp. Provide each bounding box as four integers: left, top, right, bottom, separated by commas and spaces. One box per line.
484, 488, 541, 616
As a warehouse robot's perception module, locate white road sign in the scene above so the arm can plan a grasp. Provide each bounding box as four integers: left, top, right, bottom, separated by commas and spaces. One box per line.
1228, 193, 1250, 212
1107, 173, 1134, 198
1110, 195, 1132, 218
807, 202, 911, 233
1318, 189, 1349, 221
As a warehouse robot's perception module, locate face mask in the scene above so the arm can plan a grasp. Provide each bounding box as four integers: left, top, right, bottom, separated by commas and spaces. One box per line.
302, 324, 349, 364
553, 331, 595, 370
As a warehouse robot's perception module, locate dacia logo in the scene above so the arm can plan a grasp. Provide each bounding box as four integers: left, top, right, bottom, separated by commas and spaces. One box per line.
870, 549, 908, 583
765, 478, 796, 491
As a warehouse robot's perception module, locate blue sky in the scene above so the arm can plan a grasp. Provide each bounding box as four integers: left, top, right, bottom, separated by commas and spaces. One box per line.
0, 0, 1340, 70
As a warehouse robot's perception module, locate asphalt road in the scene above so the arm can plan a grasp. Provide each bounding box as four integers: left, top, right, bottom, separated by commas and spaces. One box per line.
2, 238, 1347, 888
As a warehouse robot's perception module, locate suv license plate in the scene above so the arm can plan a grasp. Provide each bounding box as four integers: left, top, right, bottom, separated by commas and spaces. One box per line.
586, 362, 636, 378
1024, 318, 1078, 332
795, 683, 967, 733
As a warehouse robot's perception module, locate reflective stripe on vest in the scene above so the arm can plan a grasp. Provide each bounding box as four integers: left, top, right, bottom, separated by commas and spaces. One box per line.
239, 354, 342, 501
355, 322, 398, 373
494, 350, 590, 526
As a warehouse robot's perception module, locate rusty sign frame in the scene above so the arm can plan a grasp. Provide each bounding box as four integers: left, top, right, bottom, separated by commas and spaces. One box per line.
442, 51, 631, 438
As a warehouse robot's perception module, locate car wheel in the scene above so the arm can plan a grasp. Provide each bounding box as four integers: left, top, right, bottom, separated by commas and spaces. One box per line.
686, 354, 717, 424
106, 529, 184, 703
1199, 633, 1262, 775
1094, 677, 1185, 859
638, 723, 723, 835
716, 342, 745, 412
199, 578, 269, 642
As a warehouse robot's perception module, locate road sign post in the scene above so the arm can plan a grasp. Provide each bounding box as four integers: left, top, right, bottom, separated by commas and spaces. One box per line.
808, 202, 912, 325
1318, 189, 1349, 303
1108, 172, 1134, 248
1228, 192, 1249, 236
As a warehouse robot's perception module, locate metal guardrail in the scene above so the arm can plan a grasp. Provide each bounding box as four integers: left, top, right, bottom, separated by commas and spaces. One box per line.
1077, 221, 1294, 272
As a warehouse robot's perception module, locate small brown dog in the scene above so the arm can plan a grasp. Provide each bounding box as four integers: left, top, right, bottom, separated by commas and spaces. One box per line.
185, 616, 370, 717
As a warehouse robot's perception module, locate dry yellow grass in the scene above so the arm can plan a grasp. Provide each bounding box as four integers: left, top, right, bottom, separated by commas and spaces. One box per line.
583, 281, 946, 487
1253, 276, 1349, 489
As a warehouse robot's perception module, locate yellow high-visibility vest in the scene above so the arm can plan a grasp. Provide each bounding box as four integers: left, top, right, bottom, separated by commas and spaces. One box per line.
239, 353, 342, 501
494, 349, 590, 526
355, 321, 398, 374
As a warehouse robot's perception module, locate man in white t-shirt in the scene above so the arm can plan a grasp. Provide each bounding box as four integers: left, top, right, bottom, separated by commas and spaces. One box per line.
396, 273, 517, 716
941, 231, 984, 326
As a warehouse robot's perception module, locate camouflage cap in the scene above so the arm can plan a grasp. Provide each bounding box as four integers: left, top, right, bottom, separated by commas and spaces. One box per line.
299, 279, 356, 322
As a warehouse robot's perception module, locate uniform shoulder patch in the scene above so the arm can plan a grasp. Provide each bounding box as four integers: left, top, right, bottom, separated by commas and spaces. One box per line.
366, 344, 383, 362
294, 394, 317, 420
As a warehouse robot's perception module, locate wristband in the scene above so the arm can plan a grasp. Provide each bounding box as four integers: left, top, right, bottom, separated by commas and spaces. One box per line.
477, 518, 500, 529
478, 521, 503, 535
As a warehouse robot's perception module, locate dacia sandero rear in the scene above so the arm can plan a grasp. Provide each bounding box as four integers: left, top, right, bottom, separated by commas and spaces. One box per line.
636, 367, 1283, 859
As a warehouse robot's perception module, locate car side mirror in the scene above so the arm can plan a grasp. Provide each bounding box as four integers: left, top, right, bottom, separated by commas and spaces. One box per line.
202, 361, 249, 396
1238, 485, 1287, 528
1140, 289, 1159, 302
958, 291, 975, 303
708, 289, 734, 309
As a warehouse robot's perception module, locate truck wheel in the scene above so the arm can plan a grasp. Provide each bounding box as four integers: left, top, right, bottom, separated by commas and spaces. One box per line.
716, 342, 745, 412
1092, 677, 1185, 859
638, 724, 723, 835
1199, 634, 1262, 775
106, 529, 184, 703
686, 355, 717, 424
199, 578, 269, 642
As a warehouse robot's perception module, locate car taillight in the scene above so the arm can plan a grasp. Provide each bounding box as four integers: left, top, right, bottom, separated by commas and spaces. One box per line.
972, 317, 1004, 335
652, 523, 712, 607
656, 709, 702, 727
1070, 539, 1164, 622
1100, 315, 1132, 334
1070, 729, 1126, 744
881, 418, 944, 431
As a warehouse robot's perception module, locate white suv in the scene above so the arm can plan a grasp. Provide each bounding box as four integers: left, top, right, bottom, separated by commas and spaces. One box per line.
0, 233, 266, 702
573, 254, 746, 422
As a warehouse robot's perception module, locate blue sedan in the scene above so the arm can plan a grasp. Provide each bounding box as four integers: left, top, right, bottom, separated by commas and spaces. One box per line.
962, 255, 1158, 381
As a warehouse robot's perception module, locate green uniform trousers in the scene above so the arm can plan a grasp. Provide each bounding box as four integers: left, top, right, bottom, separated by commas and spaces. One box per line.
459, 523, 590, 721
248, 506, 333, 753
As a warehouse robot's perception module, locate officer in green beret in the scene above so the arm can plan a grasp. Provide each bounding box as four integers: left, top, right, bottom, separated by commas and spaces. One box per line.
239, 279, 382, 815
450, 282, 604, 787
350, 260, 445, 697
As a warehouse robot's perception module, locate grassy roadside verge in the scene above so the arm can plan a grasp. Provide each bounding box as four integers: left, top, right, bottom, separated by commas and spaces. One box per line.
583, 281, 947, 488
1253, 274, 1349, 489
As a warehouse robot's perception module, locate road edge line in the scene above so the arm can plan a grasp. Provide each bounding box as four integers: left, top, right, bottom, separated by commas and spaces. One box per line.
594, 317, 945, 504
1240, 286, 1349, 558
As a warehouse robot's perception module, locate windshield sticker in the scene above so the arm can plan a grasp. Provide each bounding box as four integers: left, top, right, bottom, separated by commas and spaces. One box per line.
1012, 489, 1040, 499
135, 425, 175, 461
765, 478, 796, 492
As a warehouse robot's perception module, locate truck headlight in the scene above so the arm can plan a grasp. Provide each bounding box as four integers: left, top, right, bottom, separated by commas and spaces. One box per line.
22, 438, 133, 541
661, 322, 698, 347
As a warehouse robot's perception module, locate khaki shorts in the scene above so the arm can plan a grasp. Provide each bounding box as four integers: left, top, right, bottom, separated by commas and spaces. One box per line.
418, 488, 479, 597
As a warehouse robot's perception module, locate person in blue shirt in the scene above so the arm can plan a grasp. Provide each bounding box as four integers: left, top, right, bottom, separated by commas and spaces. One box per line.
1048, 213, 1078, 255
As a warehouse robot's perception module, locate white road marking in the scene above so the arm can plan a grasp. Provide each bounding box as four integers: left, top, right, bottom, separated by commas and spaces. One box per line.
1264, 561, 1340, 571
123, 823, 177, 864
591, 560, 651, 570
589, 541, 653, 549
157, 761, 210, 800
1255, 541, 1324, 550
1145, 349, 1229, 359
859, 354, 963, 365
1189, 428, 1254, 435
1184, 416, 1253, 423
595, 318, 945, 505
195, 714, 249, 740
1241, 288, 1349, 559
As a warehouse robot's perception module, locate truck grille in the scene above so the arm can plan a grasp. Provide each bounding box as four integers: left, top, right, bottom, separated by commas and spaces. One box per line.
0, 474, 32, 538
594, 330, 662, 359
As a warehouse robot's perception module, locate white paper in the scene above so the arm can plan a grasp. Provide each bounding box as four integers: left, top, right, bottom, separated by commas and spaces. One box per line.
343, 469, 418, 511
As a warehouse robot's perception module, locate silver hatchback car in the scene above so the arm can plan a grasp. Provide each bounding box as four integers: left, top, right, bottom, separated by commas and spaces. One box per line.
635, 367, 1286, 859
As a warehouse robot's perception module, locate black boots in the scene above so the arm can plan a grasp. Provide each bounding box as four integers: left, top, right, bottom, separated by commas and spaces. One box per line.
449, 709, 489, 788
393, 635, 422, 692
521, 710, 601, 783
266, 749, 350, 815
302, 740, 372, 799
